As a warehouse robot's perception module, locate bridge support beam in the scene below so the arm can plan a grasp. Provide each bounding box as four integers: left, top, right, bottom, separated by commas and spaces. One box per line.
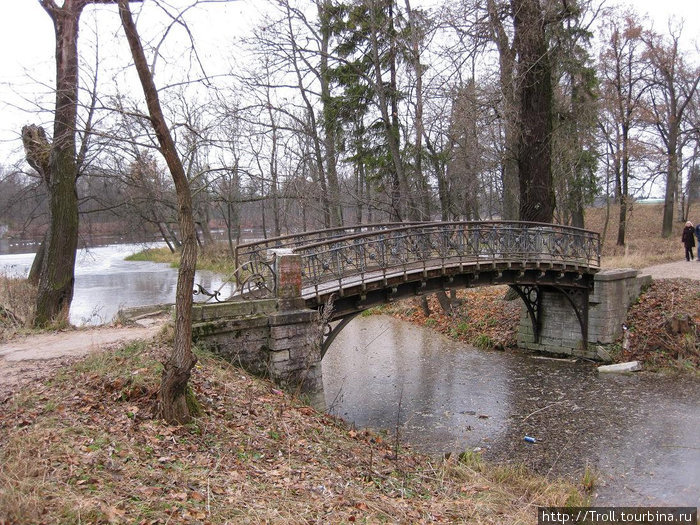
517, 268, 650, 359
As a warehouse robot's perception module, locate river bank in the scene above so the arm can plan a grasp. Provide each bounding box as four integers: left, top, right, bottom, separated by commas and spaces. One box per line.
381, 277, 699, 373
0, 340, 587, 524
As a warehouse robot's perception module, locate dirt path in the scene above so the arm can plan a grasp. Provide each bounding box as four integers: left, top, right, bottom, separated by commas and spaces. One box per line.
638, 259, 700, 280
0, 320, 164, 403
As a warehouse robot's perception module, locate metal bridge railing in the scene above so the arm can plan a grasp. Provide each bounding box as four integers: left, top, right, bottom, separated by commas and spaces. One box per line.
292, 222, 600, 296
225, 221, 600, 301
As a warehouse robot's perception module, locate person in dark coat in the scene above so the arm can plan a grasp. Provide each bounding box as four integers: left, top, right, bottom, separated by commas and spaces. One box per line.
682, 221, 695, 261
696, 222, 700, 261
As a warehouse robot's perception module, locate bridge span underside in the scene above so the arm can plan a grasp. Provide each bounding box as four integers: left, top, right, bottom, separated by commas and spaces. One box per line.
233, 221, 600, 357
306, 264, 594, 358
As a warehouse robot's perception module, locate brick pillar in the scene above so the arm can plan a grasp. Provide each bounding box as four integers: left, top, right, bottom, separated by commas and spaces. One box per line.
267, 249, 324, 406
270, 249, 303, 307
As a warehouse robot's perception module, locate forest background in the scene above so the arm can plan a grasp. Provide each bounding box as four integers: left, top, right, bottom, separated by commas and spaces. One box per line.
1, 0, 699, 252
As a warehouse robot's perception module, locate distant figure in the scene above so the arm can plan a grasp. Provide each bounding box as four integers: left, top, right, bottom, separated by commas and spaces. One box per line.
682, 221, 695, 261
696, 222, 700, 261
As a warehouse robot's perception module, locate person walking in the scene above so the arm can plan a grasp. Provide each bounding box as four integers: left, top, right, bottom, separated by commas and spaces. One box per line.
696, 222, 700, 261
682, 221, 696, 261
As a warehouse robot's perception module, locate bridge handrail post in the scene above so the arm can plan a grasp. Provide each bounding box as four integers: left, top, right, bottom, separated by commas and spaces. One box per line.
269, 248, 304, 310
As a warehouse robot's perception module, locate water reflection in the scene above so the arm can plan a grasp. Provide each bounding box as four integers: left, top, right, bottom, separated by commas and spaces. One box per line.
323, 315, 700, 506
0, 243, 233, 326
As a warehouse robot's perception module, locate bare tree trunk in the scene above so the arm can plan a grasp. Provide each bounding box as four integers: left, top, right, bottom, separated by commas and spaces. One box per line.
617, 124, 629, 246
661, 127, 679, 237
119, 0, 197, 425
511, 0, 554, 224
33, 1, 87, 326
156, 221, 175, 253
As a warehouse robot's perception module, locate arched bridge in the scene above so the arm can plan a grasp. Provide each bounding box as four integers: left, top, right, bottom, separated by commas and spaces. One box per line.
229, 221, 601, 355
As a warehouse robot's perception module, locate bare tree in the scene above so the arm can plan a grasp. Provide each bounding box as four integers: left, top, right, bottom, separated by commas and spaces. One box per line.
597, 10, 650, 246
32, 0, 123, 326
118, 0, 198, 424
642, 22, 700, 237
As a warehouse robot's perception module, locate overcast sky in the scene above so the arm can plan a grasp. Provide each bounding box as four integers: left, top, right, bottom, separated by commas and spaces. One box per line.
0, 0, 698, 164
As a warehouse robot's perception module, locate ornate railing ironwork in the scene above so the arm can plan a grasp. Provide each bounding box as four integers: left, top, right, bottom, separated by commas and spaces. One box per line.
234, 222, 428, 271
293, 222, 600, 296
223, 221, 599, 300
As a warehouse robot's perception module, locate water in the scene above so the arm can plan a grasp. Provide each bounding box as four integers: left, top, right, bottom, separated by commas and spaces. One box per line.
0, 243, 233, 325
323, 315, 700, 507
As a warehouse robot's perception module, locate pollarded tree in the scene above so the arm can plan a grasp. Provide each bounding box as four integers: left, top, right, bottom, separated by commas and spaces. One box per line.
33, 0, 124, 326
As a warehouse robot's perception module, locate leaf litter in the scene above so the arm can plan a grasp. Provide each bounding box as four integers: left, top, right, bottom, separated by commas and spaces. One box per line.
0, 339, 584, 524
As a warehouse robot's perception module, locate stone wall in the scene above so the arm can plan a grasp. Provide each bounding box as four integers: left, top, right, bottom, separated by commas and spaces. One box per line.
517, 268, 651, 359
191, 251, 323, 401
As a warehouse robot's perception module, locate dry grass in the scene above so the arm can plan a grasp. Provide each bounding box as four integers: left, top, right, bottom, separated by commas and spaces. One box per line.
584, 203, 692, 268
0, 274, 36, 341
0, 342, 586, 524
126, 243, 236, 275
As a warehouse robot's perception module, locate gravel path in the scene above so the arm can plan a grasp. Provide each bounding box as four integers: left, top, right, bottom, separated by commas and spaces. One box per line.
638, 259, 700, 280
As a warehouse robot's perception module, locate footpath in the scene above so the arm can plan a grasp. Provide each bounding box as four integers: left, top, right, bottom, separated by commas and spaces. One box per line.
0, 318, 164, 403
1, 260, 698, 401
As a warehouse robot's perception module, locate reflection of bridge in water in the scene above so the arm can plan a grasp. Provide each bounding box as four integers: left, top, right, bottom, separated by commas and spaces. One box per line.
193, 221, 649, 401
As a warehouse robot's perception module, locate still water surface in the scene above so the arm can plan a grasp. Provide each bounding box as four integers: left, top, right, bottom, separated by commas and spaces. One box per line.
323, 316, 700, 507
0, 243, 232, 325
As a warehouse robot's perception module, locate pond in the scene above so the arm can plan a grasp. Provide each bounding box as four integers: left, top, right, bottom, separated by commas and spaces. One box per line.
322, 315, 700, 507
0, 242, 233, 325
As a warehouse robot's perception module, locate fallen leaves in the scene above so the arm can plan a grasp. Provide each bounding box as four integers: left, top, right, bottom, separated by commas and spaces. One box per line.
385, 287, 520, 350
0, 341, 582, 524
623, 279, 700, 368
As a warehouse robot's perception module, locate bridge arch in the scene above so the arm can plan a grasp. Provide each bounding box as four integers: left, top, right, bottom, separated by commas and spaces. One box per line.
233, 221, 600, 358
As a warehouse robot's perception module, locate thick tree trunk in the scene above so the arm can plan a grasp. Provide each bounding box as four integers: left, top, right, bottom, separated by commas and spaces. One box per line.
511, 0, 554, 224
33, 1, 88, 326
119, 0, 197, 425
661, 128, 679, 238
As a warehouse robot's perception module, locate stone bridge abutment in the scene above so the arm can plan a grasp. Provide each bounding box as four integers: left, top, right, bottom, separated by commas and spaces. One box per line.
192, 251, 324, 403
517, 268, 651, 359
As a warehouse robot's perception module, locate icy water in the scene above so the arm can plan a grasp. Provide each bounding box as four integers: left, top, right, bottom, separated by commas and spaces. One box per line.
0, 242, 233, 325
323, 315, 700, 507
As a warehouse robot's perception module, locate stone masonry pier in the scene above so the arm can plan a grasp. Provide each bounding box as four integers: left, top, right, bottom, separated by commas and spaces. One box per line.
192, 251, 323, 402
517, 268, 651, 359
